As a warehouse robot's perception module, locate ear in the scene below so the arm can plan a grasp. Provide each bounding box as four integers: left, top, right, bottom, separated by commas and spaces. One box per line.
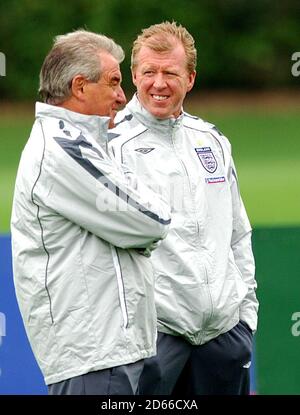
131, 69, 137, 87
187, 70, 196, 92
70, 75, 88, 100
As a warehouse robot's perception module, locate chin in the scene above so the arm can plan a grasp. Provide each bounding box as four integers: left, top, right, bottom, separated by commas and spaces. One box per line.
148, 106, 168, 118
152, 111, 171, 119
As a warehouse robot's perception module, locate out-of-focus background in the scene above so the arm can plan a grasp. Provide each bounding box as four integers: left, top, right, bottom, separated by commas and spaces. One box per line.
0, 0, 300, 395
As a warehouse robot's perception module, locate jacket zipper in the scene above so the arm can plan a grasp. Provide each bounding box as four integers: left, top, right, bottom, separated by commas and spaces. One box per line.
171, 122, 214, 341
171, 123, 193, 196
110, 245, 128, 330
170, 123, 199, 238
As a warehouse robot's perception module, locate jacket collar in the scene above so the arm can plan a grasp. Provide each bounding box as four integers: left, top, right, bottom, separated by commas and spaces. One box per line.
35, 102, 110, 146
126, 93, 184, 134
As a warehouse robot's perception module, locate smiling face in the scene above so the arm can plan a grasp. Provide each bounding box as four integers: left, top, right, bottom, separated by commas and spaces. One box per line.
132, 42, 196, 119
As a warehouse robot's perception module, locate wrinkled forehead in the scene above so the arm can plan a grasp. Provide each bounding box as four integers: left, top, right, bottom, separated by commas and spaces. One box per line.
135, 43, 188, 69
99, 51, 120, 70
98, 51, 122, 79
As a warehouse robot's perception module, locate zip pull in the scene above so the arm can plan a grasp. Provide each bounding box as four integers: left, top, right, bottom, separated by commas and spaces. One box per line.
110, 245, 128, 330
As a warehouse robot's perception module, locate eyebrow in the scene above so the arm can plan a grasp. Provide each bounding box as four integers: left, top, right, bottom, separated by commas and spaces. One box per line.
142, 65, 179, 73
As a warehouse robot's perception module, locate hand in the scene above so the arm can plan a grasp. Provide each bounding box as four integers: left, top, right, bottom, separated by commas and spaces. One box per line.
137, 241, 160, 257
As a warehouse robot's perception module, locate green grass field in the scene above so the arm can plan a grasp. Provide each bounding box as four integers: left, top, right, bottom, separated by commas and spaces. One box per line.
1, 107, 300, 233
1, 114, 33, 233
195, 110, 300, 227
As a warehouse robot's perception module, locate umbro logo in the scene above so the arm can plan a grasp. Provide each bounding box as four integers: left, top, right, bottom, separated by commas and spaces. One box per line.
134, 147, 155, 154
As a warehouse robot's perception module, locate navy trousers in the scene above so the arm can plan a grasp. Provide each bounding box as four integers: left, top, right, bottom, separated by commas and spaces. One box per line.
138, 321, 253, 395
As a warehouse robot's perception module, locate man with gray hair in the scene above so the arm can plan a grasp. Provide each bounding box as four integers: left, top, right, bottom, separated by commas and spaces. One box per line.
11, 30, 171, 395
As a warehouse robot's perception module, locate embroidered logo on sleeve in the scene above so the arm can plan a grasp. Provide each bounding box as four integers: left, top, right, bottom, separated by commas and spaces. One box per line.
195, 147, 217, 173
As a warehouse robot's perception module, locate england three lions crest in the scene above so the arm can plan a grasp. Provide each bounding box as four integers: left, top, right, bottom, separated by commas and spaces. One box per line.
195, 147, 217, 173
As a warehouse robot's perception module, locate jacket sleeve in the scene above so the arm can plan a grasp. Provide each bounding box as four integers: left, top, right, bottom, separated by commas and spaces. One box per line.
230, 158, 259, 332
34, 126, 171, 250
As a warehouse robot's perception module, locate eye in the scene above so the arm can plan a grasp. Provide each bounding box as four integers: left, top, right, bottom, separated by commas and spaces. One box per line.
111, 77, 121, 86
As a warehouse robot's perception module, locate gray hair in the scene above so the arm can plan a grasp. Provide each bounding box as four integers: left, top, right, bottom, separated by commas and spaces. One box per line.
39, 29, 125, 105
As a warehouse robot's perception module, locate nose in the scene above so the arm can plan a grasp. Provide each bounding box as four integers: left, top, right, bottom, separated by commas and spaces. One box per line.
116, 86, 127, 107
153, 73, 167, 89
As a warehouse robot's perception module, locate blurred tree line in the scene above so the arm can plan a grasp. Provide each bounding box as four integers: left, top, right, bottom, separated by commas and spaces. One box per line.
0, 0, 299, 100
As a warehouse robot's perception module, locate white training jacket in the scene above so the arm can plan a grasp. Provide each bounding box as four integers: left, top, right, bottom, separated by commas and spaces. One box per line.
11, 102, 171, 385
109, 94, 258, 345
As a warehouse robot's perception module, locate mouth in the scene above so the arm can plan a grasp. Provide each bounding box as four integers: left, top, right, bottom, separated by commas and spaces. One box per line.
151, 94, 169, 101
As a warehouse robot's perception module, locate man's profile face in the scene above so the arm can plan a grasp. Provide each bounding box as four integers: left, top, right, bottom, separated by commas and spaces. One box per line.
132, 42, 196, 119
83, 52, 126, 126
